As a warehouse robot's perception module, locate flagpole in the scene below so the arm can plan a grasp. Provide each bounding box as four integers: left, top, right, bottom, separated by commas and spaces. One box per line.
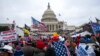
89, 19, 96, 35
89, 19, 100, 46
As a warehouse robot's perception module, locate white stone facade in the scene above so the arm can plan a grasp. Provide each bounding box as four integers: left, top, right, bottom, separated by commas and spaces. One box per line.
41, 3, 64, 33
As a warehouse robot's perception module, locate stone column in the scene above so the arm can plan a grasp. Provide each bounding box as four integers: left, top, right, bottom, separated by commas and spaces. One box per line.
52, 25, 54, 31
51, 24, 53, 31
51, 24, 52, 31
48, 25, 49, 31
50, 24, 51, 31
56, 25, 58, 31
49, 25, 50, 31
54, 24, 56, 31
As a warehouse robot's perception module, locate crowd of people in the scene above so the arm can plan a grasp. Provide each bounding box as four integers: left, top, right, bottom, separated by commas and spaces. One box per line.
0, 33, 100, 56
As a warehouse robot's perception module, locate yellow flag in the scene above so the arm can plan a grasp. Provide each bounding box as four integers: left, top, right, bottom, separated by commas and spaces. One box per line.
24, 29, 30, 35
53, 32, 59, 37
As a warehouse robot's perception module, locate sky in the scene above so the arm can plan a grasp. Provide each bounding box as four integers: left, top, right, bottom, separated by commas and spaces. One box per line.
0, 0, 100, 27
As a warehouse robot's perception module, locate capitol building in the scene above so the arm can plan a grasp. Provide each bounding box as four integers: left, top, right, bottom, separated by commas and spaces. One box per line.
39, 3, 64, 35
31, 3, 75, 35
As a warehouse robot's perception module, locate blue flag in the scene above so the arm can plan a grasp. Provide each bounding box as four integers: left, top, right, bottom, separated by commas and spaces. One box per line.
31, 17, 40, 28
91, 23, 100, 33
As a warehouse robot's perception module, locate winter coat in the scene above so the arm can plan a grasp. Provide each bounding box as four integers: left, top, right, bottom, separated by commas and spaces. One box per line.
22, 46, 40, 56
33, 49, 45, 56
14, 50, 24, 56
45, 46, 56, 56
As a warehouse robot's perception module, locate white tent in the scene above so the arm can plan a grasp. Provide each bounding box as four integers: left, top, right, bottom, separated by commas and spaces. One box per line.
71, 34, 79, 37
80, 31, 91, 36
71, 31, 91, 37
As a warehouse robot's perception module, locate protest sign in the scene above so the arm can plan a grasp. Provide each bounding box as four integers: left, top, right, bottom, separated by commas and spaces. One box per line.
76, 44, 95, 56
0, 30, 17, 42
78, 46, 88, 56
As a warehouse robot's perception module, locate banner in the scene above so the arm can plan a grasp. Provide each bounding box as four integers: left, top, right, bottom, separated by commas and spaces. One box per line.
0, 30, 17, 42
91, 23, 100, 34
77, 46, 88, 56
76, 44, 96, 56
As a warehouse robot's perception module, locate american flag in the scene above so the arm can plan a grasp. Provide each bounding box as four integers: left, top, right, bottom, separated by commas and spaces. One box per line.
53, 41, 68, 56
31, 17, 48, 32
31, 17, 40, 28
38, 22, 48, 32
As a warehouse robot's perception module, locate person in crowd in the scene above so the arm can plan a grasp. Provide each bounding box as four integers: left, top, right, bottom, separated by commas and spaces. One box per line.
34, 40, 46, 56
65, 40, 76, 56
31, 41, 37, 47
3, 42, 14, 56
22, 42, 41, 56
36, 40, 45, 50
93, 45, 100, 56
76, 35, 81, 48
96, 34, 100, 44
19, 37, 25, 47
0, 41, 2, 47
0, 41, 4, 47
14, 45, 24, 56
52, 35, 71, 56
45, 41, 56, 56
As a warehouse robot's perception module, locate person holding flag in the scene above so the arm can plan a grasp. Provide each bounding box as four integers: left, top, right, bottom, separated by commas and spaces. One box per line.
51, 33, 70, 56
89, 19, 100, 46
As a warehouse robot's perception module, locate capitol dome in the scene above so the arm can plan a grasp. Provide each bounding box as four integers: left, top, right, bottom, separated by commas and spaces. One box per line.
41, 3, 58, 22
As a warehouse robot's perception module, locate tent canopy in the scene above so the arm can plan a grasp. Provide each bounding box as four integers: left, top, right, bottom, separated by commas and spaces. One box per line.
71, 31, 91, 37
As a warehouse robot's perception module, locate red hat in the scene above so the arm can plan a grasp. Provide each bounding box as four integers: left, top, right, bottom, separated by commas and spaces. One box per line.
52, 36, 59, 42
36, 40, 45, 50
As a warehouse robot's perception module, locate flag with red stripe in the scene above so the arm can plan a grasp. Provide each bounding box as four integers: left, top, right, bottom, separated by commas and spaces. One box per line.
38, 22, 48, 32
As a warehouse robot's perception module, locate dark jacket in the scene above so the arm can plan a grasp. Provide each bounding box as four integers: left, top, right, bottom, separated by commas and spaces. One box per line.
22, 46, 40, 56
94, 48, 100, 56
14, 50, 24, 56
34, 50, 45, 56
45, 46, 56, 56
